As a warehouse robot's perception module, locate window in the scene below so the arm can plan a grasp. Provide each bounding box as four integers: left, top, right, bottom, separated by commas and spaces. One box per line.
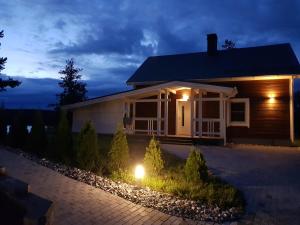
227, 98, 250, 127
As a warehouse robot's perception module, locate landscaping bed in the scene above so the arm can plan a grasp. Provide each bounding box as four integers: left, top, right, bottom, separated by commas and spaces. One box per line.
4, 146, 243, 223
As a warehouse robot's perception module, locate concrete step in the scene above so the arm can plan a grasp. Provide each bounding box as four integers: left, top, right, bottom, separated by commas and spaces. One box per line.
0, 176, 30, 196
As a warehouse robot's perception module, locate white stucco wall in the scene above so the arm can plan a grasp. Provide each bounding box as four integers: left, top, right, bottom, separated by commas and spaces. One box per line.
72, 99, 124, 134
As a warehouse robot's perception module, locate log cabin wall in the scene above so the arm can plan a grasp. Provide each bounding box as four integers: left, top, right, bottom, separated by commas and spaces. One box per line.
208, 79, 290, 142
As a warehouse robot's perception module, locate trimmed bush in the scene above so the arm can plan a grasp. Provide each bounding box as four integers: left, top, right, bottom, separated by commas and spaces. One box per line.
144, 136, 164, 176
184, 147, 208, 183
28, 111, 47, 155
8, 112, 28, 149
108, 124, 129, 173
76, 121, 100, 172
52, 110, 72, 163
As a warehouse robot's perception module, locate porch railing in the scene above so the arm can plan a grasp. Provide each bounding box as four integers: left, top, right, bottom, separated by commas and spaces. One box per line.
125, 117, 164, 135
201, 118, 221, 137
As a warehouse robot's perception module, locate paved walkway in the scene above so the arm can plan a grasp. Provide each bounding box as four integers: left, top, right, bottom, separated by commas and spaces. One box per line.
0, 148, 228, 225
162, 144, 300, 225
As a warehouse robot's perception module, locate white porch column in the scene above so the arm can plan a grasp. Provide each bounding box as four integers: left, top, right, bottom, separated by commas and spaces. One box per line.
198, 89, 202, 138
157, 90, 161, 136
219, 93, 226, 145
190, 89, 195, 137
164, 89, 168, 136
132, 101, 136, 133
290, 78, 295, 143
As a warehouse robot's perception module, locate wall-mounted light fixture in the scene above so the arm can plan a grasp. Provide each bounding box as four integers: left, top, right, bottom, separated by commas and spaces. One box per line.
268, 94, 276, 103
182, 94, 189, 101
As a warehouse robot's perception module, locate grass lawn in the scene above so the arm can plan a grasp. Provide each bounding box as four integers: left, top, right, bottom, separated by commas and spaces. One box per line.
97, 134, 244, 210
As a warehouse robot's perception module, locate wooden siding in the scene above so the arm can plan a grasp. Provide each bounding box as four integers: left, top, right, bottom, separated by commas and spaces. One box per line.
209, 79, 290, 140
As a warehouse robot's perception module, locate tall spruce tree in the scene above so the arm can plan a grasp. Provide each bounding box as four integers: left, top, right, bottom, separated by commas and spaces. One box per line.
57, 58, 87, 106
0, 30, 21, 91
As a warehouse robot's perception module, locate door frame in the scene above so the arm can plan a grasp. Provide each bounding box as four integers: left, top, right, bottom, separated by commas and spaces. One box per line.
175, 99, 191, 136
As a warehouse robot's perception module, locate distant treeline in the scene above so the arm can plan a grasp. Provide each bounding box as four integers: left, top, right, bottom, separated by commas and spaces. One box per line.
1, 109, 58, 127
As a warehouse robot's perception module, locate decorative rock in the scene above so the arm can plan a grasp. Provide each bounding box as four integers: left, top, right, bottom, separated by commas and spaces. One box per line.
5, 147, 242, 223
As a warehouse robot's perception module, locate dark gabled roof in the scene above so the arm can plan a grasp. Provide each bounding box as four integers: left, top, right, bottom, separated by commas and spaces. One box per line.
127, 43, 300, 84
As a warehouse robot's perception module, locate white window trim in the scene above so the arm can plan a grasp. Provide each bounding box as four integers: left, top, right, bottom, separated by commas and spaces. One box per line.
227, 98, 250, 127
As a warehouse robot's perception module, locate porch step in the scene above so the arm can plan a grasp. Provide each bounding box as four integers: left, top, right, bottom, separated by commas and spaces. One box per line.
158, 136, 224, 146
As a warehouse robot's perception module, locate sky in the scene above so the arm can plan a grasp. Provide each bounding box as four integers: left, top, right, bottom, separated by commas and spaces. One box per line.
0, 0, 300, 109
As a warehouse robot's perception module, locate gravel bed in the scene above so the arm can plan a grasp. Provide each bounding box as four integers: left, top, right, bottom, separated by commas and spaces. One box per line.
4, 147, 242, 223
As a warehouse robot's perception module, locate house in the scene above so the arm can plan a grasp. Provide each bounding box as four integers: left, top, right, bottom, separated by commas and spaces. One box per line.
63, 34, 300, 145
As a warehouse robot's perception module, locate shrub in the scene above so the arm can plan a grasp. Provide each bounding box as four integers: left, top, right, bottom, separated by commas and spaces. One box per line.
0, 108, 6, 145
143, 136, 164, 176
28, 111, 47, 155
52, 110, 72, 163
108, 124, 129, 173
76, 121, 100, 172
184, 147, 208, 183
8, 112, 28, 149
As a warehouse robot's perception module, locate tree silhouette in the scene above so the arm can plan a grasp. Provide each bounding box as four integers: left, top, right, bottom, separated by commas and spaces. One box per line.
57, 58, 87, 106
0, 30, 21, 91
222, 39, 236, 50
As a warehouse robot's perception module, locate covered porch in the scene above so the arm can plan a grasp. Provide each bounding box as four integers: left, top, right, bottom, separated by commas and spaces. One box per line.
123, 81, 237, 144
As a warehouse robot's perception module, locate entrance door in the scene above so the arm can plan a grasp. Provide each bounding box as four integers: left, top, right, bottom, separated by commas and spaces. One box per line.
176, 100, 191, 136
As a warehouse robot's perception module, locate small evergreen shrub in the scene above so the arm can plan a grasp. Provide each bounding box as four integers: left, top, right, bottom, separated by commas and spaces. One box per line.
184, 147, 208, 183
143, 136, 164, 176
52, 110, 72, 163
28, 111, 47, 155
76, 121, 100, 172
8, 112, 28, 149
108, 124, 129, 173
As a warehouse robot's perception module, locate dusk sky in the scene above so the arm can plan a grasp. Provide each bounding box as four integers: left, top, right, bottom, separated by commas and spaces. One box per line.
0, 0, 300, 109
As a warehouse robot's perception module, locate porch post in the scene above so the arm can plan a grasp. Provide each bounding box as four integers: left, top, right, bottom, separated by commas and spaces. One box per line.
198, 89, 202, 138
164, 89, 168, 136
219, 93, 226, 145
191, 89, 195, 137
157, 90, 161, 136
132, 101, 136, 133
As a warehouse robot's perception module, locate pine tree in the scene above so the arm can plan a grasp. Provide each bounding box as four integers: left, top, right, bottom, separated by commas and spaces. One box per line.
57, 58, 87, 106
108, 124, 129, 173
28, 111, 47, 155
52, 110, 72, 163
76, 121, 100, 172
144, 136, 164, 176
0, 30, 21, 91
184, 147, 208, 183
222, 39, 236, 50
8, 112, 28, 149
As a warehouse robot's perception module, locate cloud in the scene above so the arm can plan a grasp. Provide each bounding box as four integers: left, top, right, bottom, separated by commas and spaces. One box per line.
1, 0, 300, 108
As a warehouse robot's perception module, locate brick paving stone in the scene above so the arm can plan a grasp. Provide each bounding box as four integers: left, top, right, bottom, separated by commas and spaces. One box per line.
0, 148, 234, 225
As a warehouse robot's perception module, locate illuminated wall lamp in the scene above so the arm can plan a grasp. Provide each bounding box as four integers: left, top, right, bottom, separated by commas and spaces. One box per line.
268, 94, 276, 103
182, 94, 189, 101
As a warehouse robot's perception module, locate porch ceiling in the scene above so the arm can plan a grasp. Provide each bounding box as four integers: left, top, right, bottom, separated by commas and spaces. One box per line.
63, 81, 237, 109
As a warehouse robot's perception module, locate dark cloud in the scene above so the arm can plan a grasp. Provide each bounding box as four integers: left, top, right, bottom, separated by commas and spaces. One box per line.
1, 0, 300, 108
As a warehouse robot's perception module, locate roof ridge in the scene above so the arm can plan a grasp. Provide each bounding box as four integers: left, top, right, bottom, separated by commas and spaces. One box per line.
147, 43, 291, 59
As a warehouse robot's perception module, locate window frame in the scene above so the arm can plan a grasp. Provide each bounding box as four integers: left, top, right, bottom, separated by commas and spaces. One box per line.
227, 98, 250, 127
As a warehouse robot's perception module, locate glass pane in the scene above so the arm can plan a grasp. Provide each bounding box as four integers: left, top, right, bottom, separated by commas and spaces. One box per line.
231, 102, 245, 122
231, 102, 245, 111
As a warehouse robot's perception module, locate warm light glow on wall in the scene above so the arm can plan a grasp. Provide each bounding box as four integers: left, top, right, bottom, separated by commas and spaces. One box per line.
268, 93, 276, 103
182, 94, 189, 101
